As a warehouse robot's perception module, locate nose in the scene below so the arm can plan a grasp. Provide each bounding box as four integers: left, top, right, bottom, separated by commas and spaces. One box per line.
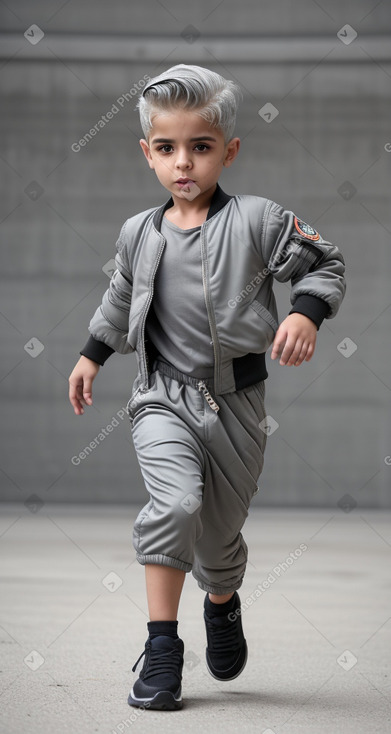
174, 147, 192, 170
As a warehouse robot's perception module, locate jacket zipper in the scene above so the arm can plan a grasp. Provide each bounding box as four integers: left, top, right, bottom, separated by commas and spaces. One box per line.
139, 237, 166, 389
200, 225, 220, 398
139, 224, 221, 411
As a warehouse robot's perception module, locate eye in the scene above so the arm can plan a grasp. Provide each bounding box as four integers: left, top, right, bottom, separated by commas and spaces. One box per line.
156, 143, 211, 153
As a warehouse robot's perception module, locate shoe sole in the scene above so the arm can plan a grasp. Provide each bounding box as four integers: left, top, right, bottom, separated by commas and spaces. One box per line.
128, 688, 183, 711
205, 640, 248, 682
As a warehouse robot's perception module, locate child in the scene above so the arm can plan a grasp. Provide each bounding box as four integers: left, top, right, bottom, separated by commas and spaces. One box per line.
68, 64, 346, 711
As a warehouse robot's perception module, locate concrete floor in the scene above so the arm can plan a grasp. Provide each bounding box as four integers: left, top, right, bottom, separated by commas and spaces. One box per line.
0, 503, 390, 734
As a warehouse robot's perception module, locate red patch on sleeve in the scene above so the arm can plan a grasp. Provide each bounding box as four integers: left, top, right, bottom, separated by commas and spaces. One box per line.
294, 216, 320, 241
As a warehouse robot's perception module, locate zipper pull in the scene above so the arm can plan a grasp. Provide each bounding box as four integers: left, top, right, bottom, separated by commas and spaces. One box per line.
198, 380, 220, 412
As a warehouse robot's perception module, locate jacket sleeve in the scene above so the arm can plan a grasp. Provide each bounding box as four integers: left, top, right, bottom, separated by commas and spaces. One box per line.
261, 201, 346, 329
79, 220, 134, 365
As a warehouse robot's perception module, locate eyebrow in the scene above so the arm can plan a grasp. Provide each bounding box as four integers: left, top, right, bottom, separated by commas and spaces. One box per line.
151, 136, 217, 145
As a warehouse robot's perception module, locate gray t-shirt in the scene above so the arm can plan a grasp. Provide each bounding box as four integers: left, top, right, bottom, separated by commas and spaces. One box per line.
145, 215, 215, 379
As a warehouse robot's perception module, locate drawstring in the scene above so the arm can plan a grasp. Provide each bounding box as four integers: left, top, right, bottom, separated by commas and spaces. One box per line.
198, 380, 220, 412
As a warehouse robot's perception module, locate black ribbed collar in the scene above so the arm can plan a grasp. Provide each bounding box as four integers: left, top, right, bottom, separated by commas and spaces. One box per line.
152, 182, 233, 231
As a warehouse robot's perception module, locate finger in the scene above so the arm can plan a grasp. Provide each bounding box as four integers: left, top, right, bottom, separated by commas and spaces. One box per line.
69, 392, 84, 415
304, 342, 315, 361
69, 378, 85, 415
271, 329, 287, 360
82, 377, 93, 405
280, 339, 302, 366
294, 342, 309, 366
271, 341, 282, 360
73, 386, 91, 409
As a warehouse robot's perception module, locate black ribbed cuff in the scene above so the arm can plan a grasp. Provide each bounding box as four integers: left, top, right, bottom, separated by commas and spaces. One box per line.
289, 294, 331, 330
147, 620, 178, 639
79, 335, 115, 366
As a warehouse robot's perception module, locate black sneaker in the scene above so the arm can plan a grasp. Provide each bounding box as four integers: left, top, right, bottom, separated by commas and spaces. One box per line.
128, 635, 184, 710
204, 591, 247, 681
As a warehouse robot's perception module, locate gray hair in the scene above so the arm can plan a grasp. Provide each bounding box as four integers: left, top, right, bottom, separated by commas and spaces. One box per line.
136, 64, 243, 145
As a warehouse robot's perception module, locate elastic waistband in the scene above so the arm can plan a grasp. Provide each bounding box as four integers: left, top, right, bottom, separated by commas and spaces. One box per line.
152, 358, 213, 389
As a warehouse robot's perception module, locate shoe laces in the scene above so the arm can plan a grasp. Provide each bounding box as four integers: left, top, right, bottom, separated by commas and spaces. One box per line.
132, 639, 183, 682
204, 613, 242, 653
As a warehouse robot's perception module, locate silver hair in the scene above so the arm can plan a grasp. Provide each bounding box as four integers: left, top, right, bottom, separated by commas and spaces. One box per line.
136, 64, 243, 145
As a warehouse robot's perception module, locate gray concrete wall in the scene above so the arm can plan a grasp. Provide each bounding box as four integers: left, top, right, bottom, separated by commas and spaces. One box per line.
0, 0, 390, 506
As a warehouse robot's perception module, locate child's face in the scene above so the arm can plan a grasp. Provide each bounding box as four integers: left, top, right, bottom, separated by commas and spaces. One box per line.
139, 108, 240, 202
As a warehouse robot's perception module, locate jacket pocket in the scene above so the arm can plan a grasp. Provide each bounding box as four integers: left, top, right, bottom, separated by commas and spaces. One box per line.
126, 387, 142, 422
125, 371, 158, 422
240, 380, 266, 417
250, 298, 279, 334
239, 380, 268, 456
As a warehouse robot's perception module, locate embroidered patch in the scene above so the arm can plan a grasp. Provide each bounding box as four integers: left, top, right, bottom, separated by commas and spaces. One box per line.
294, 216, 320, 241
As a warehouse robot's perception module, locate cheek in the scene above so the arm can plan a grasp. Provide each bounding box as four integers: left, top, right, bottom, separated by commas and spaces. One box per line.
156, 157, 169, 167
202, 154, 220, 168
208, 157, 224, 170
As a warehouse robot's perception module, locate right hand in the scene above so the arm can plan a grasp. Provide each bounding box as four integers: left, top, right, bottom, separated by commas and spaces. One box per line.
68, 356, 100, 415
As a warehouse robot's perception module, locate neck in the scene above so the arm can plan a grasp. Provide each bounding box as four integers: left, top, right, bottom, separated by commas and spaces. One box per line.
168, 183, 217, 216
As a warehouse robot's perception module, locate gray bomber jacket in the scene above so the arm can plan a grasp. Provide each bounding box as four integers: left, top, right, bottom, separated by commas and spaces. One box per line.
80, 183, 346, 395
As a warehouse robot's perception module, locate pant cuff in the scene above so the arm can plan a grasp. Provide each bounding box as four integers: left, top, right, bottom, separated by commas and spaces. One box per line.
136, 552, 192, 573
194, 576, 244, 595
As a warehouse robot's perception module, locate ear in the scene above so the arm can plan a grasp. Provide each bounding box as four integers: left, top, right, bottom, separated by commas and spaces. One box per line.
139, 139, 155, 170
223, 137, 240, 168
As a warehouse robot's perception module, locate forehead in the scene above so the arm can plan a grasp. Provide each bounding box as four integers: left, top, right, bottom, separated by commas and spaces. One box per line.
149, 109, 222, 143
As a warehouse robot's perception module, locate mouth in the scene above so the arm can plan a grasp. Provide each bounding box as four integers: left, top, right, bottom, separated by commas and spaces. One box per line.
175, 178, 195, 184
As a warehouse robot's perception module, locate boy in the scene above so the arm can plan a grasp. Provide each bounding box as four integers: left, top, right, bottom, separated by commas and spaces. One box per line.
68, 64, 346, 711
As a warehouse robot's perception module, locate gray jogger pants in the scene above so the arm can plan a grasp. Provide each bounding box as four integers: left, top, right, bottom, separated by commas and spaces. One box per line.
126, 359, 267, 594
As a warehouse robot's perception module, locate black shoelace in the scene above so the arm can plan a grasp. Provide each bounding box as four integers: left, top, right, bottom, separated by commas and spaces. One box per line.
132, 640, 182, 682
204, 614, 242, 653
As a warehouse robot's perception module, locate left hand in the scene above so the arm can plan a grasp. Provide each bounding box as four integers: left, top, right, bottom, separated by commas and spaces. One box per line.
270, 313, 317, 366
